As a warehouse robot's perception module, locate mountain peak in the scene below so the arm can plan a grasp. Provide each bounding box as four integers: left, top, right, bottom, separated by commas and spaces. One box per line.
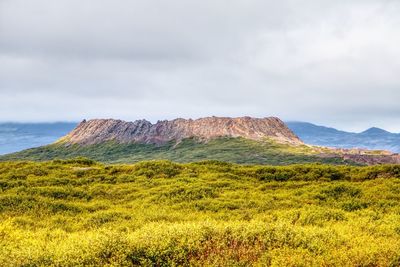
361, 127, 390, 135
62, 116, 303, 146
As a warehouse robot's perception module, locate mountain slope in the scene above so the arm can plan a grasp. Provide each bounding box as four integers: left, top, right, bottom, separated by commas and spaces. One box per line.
2, 117, 399, 165
1, 117, 329, 165
287, 122, 400, 153
0, 137, 354, 165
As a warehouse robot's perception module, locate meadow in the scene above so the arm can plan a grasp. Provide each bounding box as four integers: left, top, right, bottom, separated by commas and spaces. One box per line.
1, 159, 400, 266
1, 137, 351, 165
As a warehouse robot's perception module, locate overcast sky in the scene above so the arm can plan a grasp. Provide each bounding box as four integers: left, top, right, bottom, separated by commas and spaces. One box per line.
1, 0, 400, 132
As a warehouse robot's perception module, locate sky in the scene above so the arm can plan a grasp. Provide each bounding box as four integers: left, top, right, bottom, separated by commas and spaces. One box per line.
1, 0, 400, 132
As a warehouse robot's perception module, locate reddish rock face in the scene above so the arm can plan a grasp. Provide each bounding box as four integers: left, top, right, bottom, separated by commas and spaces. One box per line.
62, 116, 303, 145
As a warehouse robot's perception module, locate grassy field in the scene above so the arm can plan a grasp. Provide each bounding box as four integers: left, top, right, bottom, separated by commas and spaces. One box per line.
1, 159, 400, 266
0, 137, 353, 165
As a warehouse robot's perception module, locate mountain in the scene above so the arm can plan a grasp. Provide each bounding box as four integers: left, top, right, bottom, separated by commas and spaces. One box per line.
359, 127, 392, 137
1, 117, 399, 165
62, 117, 302, 145
0, 122, 77, 155
286, 122, 400, 153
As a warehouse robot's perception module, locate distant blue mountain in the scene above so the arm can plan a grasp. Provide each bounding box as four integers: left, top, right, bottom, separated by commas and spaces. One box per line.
0, 122, 77, 155
287, 122, 400, 153
1, 121, 399, 155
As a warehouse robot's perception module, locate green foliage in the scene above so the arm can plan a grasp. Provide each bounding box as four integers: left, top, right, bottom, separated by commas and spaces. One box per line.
0, 160, 399, 266
316, 185, 362, 200
0, 137, 354, 165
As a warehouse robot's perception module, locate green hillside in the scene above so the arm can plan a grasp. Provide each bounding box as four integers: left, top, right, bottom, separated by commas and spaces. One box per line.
0, 137, 352, 165
1, 159, 400, 266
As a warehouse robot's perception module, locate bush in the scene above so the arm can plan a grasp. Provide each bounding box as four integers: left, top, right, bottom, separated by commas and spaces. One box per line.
0, 160, 399, 265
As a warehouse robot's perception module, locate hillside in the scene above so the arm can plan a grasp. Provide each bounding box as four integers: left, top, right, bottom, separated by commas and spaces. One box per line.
2, 117, 400, 166
1, 159, 400, 266
287, 122, 400, 153
1, 137, 354, 165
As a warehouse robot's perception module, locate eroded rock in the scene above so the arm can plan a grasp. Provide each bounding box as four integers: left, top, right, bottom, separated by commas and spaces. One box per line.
62, 116, 303, 145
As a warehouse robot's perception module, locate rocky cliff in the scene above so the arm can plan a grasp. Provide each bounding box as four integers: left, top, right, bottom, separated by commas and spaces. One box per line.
61, 116, 303, 145
4, 116, 400, 166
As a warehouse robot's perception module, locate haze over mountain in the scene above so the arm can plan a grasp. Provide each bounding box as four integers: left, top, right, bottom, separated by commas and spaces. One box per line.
287, 122, 400, 153
0, 123, 76, 155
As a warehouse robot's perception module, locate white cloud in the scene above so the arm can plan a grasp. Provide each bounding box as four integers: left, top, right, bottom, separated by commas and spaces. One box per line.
0, 0, 399, 132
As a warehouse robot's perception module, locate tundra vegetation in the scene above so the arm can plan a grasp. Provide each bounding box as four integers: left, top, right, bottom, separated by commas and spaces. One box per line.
1, 137, 353, 165
1, 159, 400, 266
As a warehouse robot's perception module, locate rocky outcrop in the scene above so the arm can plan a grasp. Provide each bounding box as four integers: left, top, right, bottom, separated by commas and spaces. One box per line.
318, 151, 400, 165
61, 116, 303, 145
57, 116, 400, 166
341, 153, 400, 165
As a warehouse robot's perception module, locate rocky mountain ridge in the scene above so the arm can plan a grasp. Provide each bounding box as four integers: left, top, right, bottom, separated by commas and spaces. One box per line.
2, 117, 400, 166
61, 116, 303, 145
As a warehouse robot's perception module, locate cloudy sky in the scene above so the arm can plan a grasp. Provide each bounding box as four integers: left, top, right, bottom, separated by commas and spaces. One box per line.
1, 0, 400, 132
